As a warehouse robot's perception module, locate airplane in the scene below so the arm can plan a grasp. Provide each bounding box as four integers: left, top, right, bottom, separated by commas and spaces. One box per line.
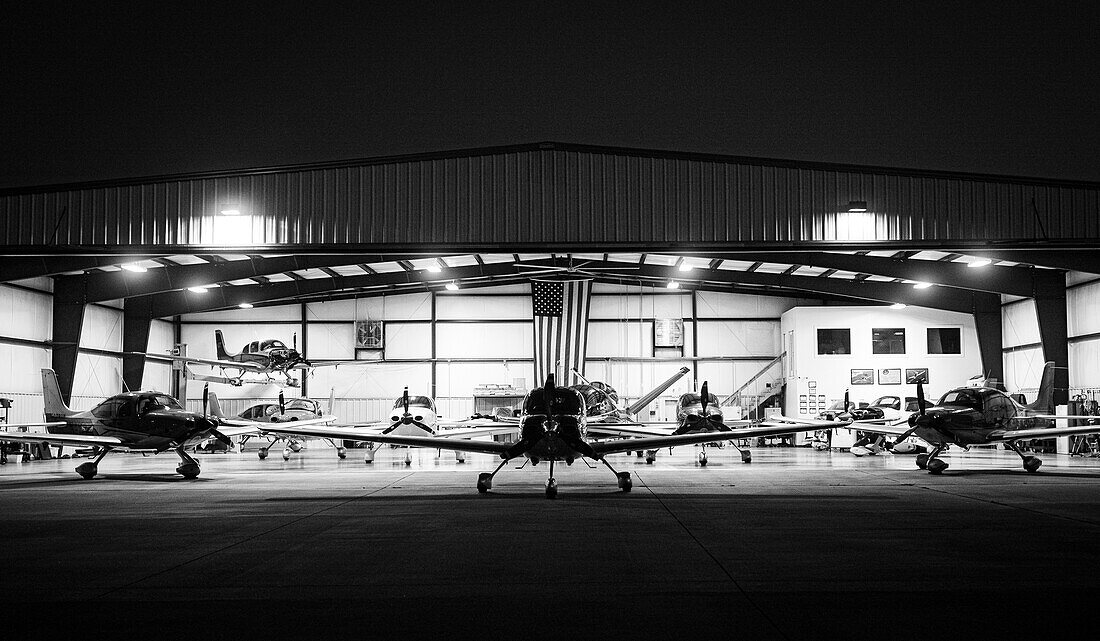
847, 362, 1100, 474
258, 374, 827, 498
205, 390, 340, 461
0, 370, 239, 479
167, 330, 360, 387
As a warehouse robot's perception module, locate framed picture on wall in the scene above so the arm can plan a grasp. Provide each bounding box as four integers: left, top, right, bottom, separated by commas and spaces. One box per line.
851, 369, 874, 385
905, 368, 930, 384
878, 368, 902, 385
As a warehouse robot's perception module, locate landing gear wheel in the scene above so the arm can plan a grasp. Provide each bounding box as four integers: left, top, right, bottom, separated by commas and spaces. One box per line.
545, 478, 558, 499
336, 447, 347, 459
698, 451, 708, 466
404, 455, 412, 466
176, 463, 201, 479
282, 448, 291, 461
926, 459, 949, 475
1023, 456, 1043, 473
476, 472, 493, 493
645, 450, 656, 464
258, 447, 269, 460
741, 451, 753, 464
617, 472, 632, 492
915, 453, 929, 470
75, 462, 98, 480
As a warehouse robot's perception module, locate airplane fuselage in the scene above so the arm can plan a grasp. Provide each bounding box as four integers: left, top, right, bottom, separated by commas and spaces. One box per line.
910, 388, 1056, 448
48, 398, 219, 452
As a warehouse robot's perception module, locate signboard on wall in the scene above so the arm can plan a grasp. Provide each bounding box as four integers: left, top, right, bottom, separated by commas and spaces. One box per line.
355, 320, 383, 349
654, 319, 684, 347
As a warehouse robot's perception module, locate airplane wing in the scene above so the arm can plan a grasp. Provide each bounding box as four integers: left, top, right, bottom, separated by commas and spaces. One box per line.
990, 422, 1100, 442
591, 422, 823, 456
257, 423, 514, 455
170, 355, 266, 372
0, 430, 123, 448
434, 423, 521, 439
211, 414, 341, 438
821, 422, 914, 438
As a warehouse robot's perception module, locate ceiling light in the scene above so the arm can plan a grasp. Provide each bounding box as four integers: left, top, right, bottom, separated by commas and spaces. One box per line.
121, 264, 147, 273
847, 200, 868, 212
427, 264, 442, 273
238, 302, 254, 309
966, 258, 992, 268
218, 205, 242, 216
445, 282, 459, 291
666, 281, 680, 289
678, 263, 694, 272
890, 303, 907, 309
187, 286, 209, 294
913, 282, 933, 289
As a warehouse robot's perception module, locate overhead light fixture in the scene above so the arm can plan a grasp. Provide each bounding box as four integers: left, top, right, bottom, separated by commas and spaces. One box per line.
187, 286, 209, 294
966, 258, 992, 268
218, 205, 242, 216
890, 303, 907, 309
238, 302, 254, 309
913, 282, 933, 289
427, 264, 442, 273
847, 200, 868, 212
678, 263, 694, 272
445, 282, 459, 291
666, 281, 680, 289
121, 263, 147, 273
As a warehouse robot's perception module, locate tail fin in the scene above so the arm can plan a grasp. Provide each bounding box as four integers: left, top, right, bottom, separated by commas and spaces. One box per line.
626, 367, 690, 416
208, 391, 228, 419
215, 330, 231, 361
1024, 361, 1055, 413
41, 369, 76, 419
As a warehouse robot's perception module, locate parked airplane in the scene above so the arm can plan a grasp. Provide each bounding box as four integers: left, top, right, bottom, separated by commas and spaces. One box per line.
850, 362, 1100, 474
206, 390, 340, 461
169, 330, 358, 387
260, 374, 825, 498
0, 371, 236, 479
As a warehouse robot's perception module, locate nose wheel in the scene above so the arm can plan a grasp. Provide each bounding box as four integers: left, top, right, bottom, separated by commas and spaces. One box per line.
258, 447, 269, 460
697, 450, 708, 466
175, 447, 201, 479
336, 446, 347, 459
1007, 441, 1044, 473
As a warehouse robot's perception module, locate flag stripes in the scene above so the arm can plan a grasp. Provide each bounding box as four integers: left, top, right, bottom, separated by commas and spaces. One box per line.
532, 280, 592, 386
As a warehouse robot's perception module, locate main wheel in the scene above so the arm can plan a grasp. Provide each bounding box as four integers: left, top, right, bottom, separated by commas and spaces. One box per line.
337, 447, 347, 459
698, 451, 708, 466
282, 448, 291, 461
741, 451, 752, 464
75, 462, 98, 480
545, 478, 558, 499
926, 459, 949, 475
618, 472, 632, 492
177, 463, 201, 479
258, 448, 269, 460
915, 453, 929, 470
1023, 456, 1043, 473
476, 472, 493, 493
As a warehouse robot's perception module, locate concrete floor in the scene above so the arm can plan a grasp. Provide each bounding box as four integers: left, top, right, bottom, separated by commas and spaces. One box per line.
2, 444, 1100, 640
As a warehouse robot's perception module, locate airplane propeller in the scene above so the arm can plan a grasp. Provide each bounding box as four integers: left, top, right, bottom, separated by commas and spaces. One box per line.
278, 390, 286, 415
198, 383, 232, 446
202, 383, 209, 418
892, 381, 927, 447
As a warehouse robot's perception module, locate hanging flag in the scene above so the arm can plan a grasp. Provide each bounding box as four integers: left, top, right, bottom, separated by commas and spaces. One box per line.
532, 279, 592, 387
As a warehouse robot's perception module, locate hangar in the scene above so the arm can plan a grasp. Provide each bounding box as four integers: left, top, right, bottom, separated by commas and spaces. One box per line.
2, 142, 1100, 639
1, 141, 1097, 420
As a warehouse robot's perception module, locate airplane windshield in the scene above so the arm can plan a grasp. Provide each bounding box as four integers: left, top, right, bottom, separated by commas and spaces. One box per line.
523, 389, 584, 416
392, 396, 435, 411
285, 399, 317, 411
938, 390, 982, 410
870, 396, 901, 410
678, 393, 719, 408
261, 340, 287, 350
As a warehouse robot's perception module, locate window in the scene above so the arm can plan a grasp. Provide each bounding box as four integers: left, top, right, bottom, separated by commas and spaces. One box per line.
872, 328, 906, 354
927, 327, 962, 354
91, 400, 125, 419
817, 328, 851, 355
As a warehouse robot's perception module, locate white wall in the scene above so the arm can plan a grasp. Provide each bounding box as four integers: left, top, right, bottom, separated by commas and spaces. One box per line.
781, 306, 983, 417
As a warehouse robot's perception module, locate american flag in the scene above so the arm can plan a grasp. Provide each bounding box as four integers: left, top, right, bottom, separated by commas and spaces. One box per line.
532, 279, 592, 386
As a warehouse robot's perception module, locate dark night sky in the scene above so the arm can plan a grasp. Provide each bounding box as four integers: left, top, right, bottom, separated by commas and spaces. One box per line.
4, 1, 1098, 189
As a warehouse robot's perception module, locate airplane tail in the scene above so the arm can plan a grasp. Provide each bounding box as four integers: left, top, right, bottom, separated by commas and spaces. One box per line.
208, 391, 229, 419
1024, 361, 1055, 413
215, 330, 231, 361
40, 369, 76, 420
626, 367, 690, 416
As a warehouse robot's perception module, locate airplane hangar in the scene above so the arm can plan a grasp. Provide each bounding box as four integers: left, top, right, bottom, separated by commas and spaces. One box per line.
2, 142, 1100, 638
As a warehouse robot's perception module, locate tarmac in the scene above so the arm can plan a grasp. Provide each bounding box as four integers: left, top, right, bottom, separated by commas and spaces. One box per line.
2, 443, 1100, 640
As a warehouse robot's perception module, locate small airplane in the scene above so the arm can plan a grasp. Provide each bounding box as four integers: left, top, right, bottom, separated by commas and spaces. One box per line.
260, 374, 824, 498
168, 330, 357, 387
206, 390, 340, 461
848, 362, 1100, 474
0, 371, 230, 479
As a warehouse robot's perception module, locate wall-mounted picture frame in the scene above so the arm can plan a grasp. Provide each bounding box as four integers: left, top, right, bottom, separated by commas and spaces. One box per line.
851, 369, 874, 385
905, 368, 930, 384
878, 368, 902, 385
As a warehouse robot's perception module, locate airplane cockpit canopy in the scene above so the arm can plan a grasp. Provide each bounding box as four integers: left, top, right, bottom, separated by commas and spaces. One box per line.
677, 392, 720, 409
91, 393, 182, 419
572, 382, 619, 415
392, 395, 435, 412
937, 389, 983, 411
285, 398, 320, 412
260, 339, 288, 351
523, 387, 585, 416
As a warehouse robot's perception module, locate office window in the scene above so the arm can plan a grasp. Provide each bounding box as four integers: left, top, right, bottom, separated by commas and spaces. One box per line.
817, 328, 851, 355
927, 327, 962, 354
872, 328, 906, 354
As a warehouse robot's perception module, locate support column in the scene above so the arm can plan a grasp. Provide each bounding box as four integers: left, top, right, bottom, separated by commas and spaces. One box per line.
51, 278, 86, 405
972, 293, 1004, 388
1034, 288, 1069, 406
122, 298, 153, 392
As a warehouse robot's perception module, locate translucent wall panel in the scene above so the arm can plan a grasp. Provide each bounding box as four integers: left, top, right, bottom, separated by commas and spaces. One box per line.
695, 320, 780, 357
310, 362, 432, 401
80, 305, 123, 351
435, 362, 525, 398
587, 322, 653, 358
384, 322, 431, 359
353, 293, 432, 321
72, 353, 124, 403
581, 359, 695, 401
0, 344, 51, 395
183, 304, 300, 323
1068, 281, 1100, 338
589, 293, 692, 320
694, 292, 804, 318
1002, 300, 1040, 348
1003, 348, 1047, 400
435, 323, 529, 359
148, 319, 176, 354
141, 361, 173, 392
180, 324, 301, 361
436, 295, 531, 320
306, 323, 355, 360
1070, 338, 1100, 388
0, 285, 51, 341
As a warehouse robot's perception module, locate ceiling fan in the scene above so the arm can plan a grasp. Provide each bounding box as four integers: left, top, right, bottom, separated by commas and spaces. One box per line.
513, 255, 641, 281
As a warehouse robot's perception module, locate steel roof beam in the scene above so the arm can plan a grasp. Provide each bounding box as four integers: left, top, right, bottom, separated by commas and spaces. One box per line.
0, 255, 160, 283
